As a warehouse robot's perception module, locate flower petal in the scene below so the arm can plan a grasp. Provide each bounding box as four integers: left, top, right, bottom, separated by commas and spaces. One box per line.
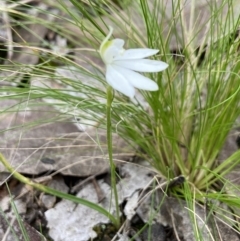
113, 65, 158, 91
114, 49, 159, 60
114, 59, 168, 72
102, 39, 125, 64
106, 65, 135, 98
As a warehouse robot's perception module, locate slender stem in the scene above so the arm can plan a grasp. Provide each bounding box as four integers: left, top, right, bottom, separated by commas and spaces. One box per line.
0, 153, 118, 227
106, 85, 120, 228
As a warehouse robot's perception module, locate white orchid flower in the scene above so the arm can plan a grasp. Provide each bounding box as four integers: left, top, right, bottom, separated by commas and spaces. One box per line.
99, 26, 168, 98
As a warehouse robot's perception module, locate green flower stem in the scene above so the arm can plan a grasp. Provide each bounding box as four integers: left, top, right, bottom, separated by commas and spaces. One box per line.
0, 153, 118, 227
106, 85, 120, 228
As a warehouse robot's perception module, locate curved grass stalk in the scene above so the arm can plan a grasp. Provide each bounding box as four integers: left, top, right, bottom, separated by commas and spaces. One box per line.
0, 152, 118, 227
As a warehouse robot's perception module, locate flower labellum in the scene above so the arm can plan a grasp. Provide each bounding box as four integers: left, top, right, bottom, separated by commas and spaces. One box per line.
99, 26, 168, 98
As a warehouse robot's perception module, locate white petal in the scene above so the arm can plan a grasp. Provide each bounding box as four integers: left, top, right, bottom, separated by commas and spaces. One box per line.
106, 65, 135, 98
114, 49, 159, 60
102, 39, 125, 64
113, 65, 158, 91
114, 59, 168, 72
